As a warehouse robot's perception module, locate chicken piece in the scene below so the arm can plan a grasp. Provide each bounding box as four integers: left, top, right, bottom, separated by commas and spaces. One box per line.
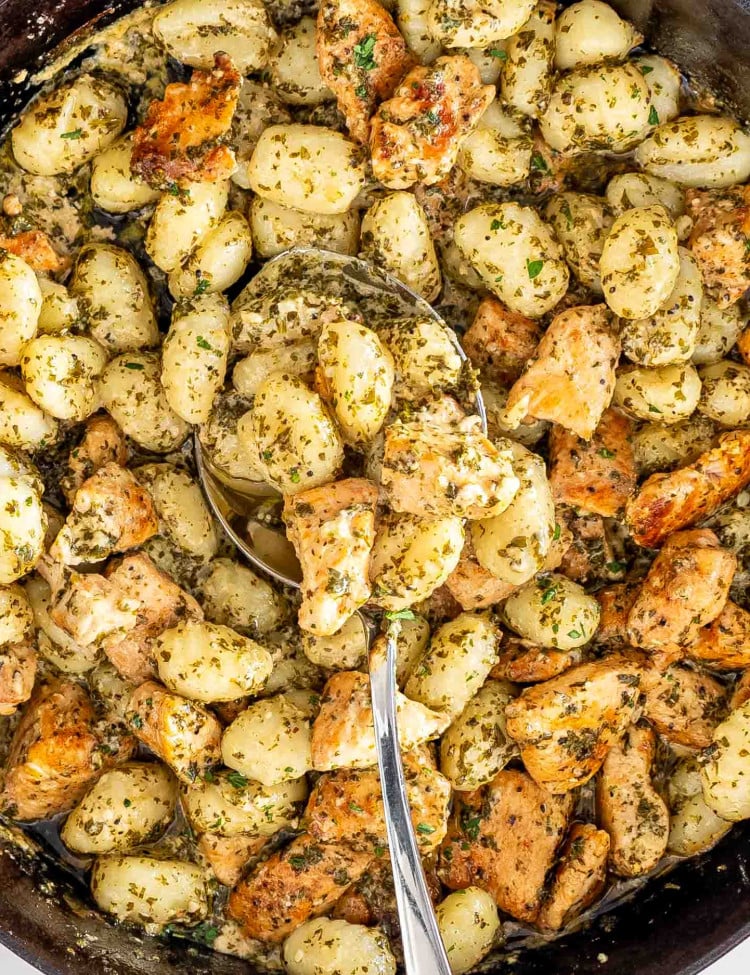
0, 230, 68, 272
504, 655, 643, 794
104, 553, 203, 683
490, 638, 582, 684
504, 305, 620, 441
739, 325, 750, 366
284, 479, 378, 637
0, 643, 36, 716
198, 833, 268, 888
558, 511, 618, 584
594, 583, 638, 649
39, 559, 139, 651
61, 415, 128, 506
686, 186, 750, 308
131, 53, 240, 188
306, 747, 451, 854
688, 601, 750, 671
127, 680, 222, 784
627, 529, 736, 649
414, 583, 464, 623
332, 888, 374, 926
461, 297, 543, 386
316, 0, 413, 143
444, 536, 517, 611
1, 679, 133, 820
438, 769, 574, 922
227, 833, 372, 943
640, 660, 726, 749
536, 823, 610, 932
51, 463, 158, 565
549, 409, 636, 518
731, 670, 750, 709
596, 724, 669, 878
626, 430, 750, 548
370, 55, 494, 189
381, 418, 519, 520
311, 670, 449, 771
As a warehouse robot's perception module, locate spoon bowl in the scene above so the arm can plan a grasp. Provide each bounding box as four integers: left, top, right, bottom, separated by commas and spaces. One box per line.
195, 247, 488, 975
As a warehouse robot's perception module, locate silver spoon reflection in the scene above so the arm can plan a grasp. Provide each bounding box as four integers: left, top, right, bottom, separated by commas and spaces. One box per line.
195, 248, 487, 975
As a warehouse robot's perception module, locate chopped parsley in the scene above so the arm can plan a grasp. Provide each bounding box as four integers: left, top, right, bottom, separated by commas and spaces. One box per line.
196, 335, 213, 350
124, 361, 144, 370
526, 258, 544, 280
530, 151, 549, 172
60, 129, 83, 139
598, 447, 616, 459
353, 34, 377, 71
227, 771, 249, 788
385, 608, 416, 621
488, 48, 507, 59
648, 105, 660, 125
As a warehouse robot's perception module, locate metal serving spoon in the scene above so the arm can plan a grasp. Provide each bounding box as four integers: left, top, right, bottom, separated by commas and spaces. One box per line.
195, 248, 487, 975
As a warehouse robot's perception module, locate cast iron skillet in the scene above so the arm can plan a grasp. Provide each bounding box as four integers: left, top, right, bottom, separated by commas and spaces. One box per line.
1, 1, 750, 972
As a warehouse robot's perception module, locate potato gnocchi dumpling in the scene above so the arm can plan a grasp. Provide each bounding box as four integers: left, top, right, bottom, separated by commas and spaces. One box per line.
168, 211, 253, 300
456, 101, 532, 188
99, 352, 191, 452
599, 205, 680, 320
439, 679, 516, 791
12, 74, 127, 176
501, 0, 555, 118
544, 192, 613, 293
693, 298, 745, 364
146, 180, 230, 273
221, 694, 313, 784
635, 115, 750, 188
283, 918, 397, 975
0, 478, 46, 584
436, 887, 502, 975
246, 124, 366, 214
156, 619, 273, 702
701, 701, 750, 821
61, 763, 177, 854
182, 770, 306, 837
613, 362, 702, 424
0, 252, 42, 367
90, 134, 162, 213
504, 573, 600, 650
250, 197, 360, 259
91, 855, 208, 927
71, 243, 160, 354
455, 202, 569, 317
21, 335, 107, 422
698, 361, 750, 427
361, 192, 441, 301
153, 0, 278, 74
553, 0, 642, 71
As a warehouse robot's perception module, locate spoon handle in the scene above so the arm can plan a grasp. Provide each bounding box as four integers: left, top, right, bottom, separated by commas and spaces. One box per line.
366, 615, 452, 975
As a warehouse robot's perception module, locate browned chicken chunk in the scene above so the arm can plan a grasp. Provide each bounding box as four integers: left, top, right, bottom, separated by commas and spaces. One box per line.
0, 230, 68, 272
227, 833, 372, 942
370, 55, 494, 189
1, 679, 133, 820
61, 415, 128, 506
536, 823, 610, 932
731, 670, 750, 709
311, 670, 448, 771
688, 600, 750, 670
462, 297, 543, 386
549, 409, 636, 518
104, 553, 203, 683
686, 185, 750, 307
505, 655, 642, 793
444, 537, 517, 611
558, 511, 618, 584
284, 478, 379, 637
39, 558, 139, 651
438, 768, 573, 922
640, 660, 726, 749
0, 642, 36, 716
504, 305, 620, 441
198, 833, 268, 888
131, 53, 240, 188
626, 430, 750, 548
381, 418, 519, 520
490, 638, 582, 684
127, 680, 222, 784
627, 529, 736, 650
594, 583, 638, 649
596, 724, 669, 878
306, 747, 451, 854
739, 325, 750, 366
50, 463, 158, 565
316, 0, 413, 143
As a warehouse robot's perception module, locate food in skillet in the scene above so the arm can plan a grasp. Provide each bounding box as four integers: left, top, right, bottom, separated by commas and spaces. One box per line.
0, 0, 749, 972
